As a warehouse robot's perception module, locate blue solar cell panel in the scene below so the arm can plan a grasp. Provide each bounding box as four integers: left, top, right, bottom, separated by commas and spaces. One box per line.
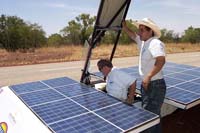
165, 62, 179, 67
136, 80, 142, 90
49, 113, 122, 133
19, 89, 65, 106
32, 99, 88, 124
164, 76, 185, 87
163, 66, 186, 72
55, 84, 97, 97
194, 67, 200, 71
167, 73, 198, 81
182, 70, 200, 77
191, 78, 200, 84
72, 92, 120, 110
95, 103, 158, 131
175, 82, 200, 94
42, 77, 78, 88
10, 81, 49, 94
166, 87, 200, 104
175, 64, 198, 69
163, 70, 176, 75
165, 62, 196, 69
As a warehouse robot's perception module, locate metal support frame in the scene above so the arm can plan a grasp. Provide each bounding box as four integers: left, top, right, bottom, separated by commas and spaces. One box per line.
80, 0, 131, 84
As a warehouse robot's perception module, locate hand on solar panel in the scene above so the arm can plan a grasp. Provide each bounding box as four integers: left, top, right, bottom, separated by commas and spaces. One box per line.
126, 96, 134, 105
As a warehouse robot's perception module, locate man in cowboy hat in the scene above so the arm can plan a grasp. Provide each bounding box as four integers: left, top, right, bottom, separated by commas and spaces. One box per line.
122, 18, 166, 133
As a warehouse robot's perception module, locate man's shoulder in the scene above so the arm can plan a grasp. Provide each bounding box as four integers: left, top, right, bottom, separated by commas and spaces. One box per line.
151, 38, 162, 43
150, 38, 165, 47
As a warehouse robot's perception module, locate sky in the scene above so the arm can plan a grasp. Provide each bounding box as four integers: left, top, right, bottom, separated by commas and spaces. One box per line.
1, 0, 200, 37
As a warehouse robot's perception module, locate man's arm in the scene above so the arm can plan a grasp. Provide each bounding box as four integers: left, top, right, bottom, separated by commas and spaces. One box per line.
122, 21, 137, 39
142, 56, 165, 90
126, 81, 136, 105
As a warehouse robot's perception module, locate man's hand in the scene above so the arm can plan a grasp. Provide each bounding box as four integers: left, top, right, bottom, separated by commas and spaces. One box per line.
126, 95, 134, 105
142, 76, 151, 91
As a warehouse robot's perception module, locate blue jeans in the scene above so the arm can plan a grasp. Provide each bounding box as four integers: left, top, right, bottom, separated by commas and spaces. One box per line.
141, 78, 166, 133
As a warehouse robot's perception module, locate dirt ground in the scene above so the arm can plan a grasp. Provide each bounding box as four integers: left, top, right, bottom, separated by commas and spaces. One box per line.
162, 104, 200, 133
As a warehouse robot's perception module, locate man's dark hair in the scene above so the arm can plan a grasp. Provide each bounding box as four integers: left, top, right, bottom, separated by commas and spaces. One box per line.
97, 59, 113, 70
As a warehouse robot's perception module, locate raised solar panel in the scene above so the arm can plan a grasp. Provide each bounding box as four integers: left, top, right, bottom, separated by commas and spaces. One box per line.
9, 77, 160, 132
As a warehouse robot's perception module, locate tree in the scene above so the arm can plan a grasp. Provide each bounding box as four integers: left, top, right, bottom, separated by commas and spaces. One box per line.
0, 15, 46, 51
60, 13, 95, 45
119, 19, 136, 44
182, 26, 200, 43
29, 23, 46, 48
160, 29, 176, 43
47, 33, 63, 46
101, 19, 136, 44
0, 15, 6, 48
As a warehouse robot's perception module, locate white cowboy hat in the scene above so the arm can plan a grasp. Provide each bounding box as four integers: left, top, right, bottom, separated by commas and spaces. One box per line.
132, 18, 161, 38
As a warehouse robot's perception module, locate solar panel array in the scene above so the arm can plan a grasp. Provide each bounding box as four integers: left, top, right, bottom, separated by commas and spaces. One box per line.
113, 62, 200, 109
10, 77, 159, 133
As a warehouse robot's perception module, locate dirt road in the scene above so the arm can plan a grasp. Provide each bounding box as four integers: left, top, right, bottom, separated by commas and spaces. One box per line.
0, 52, 200, 87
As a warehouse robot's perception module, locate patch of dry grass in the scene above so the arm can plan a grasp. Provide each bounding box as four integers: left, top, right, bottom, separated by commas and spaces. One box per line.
0, 43, 200, 67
